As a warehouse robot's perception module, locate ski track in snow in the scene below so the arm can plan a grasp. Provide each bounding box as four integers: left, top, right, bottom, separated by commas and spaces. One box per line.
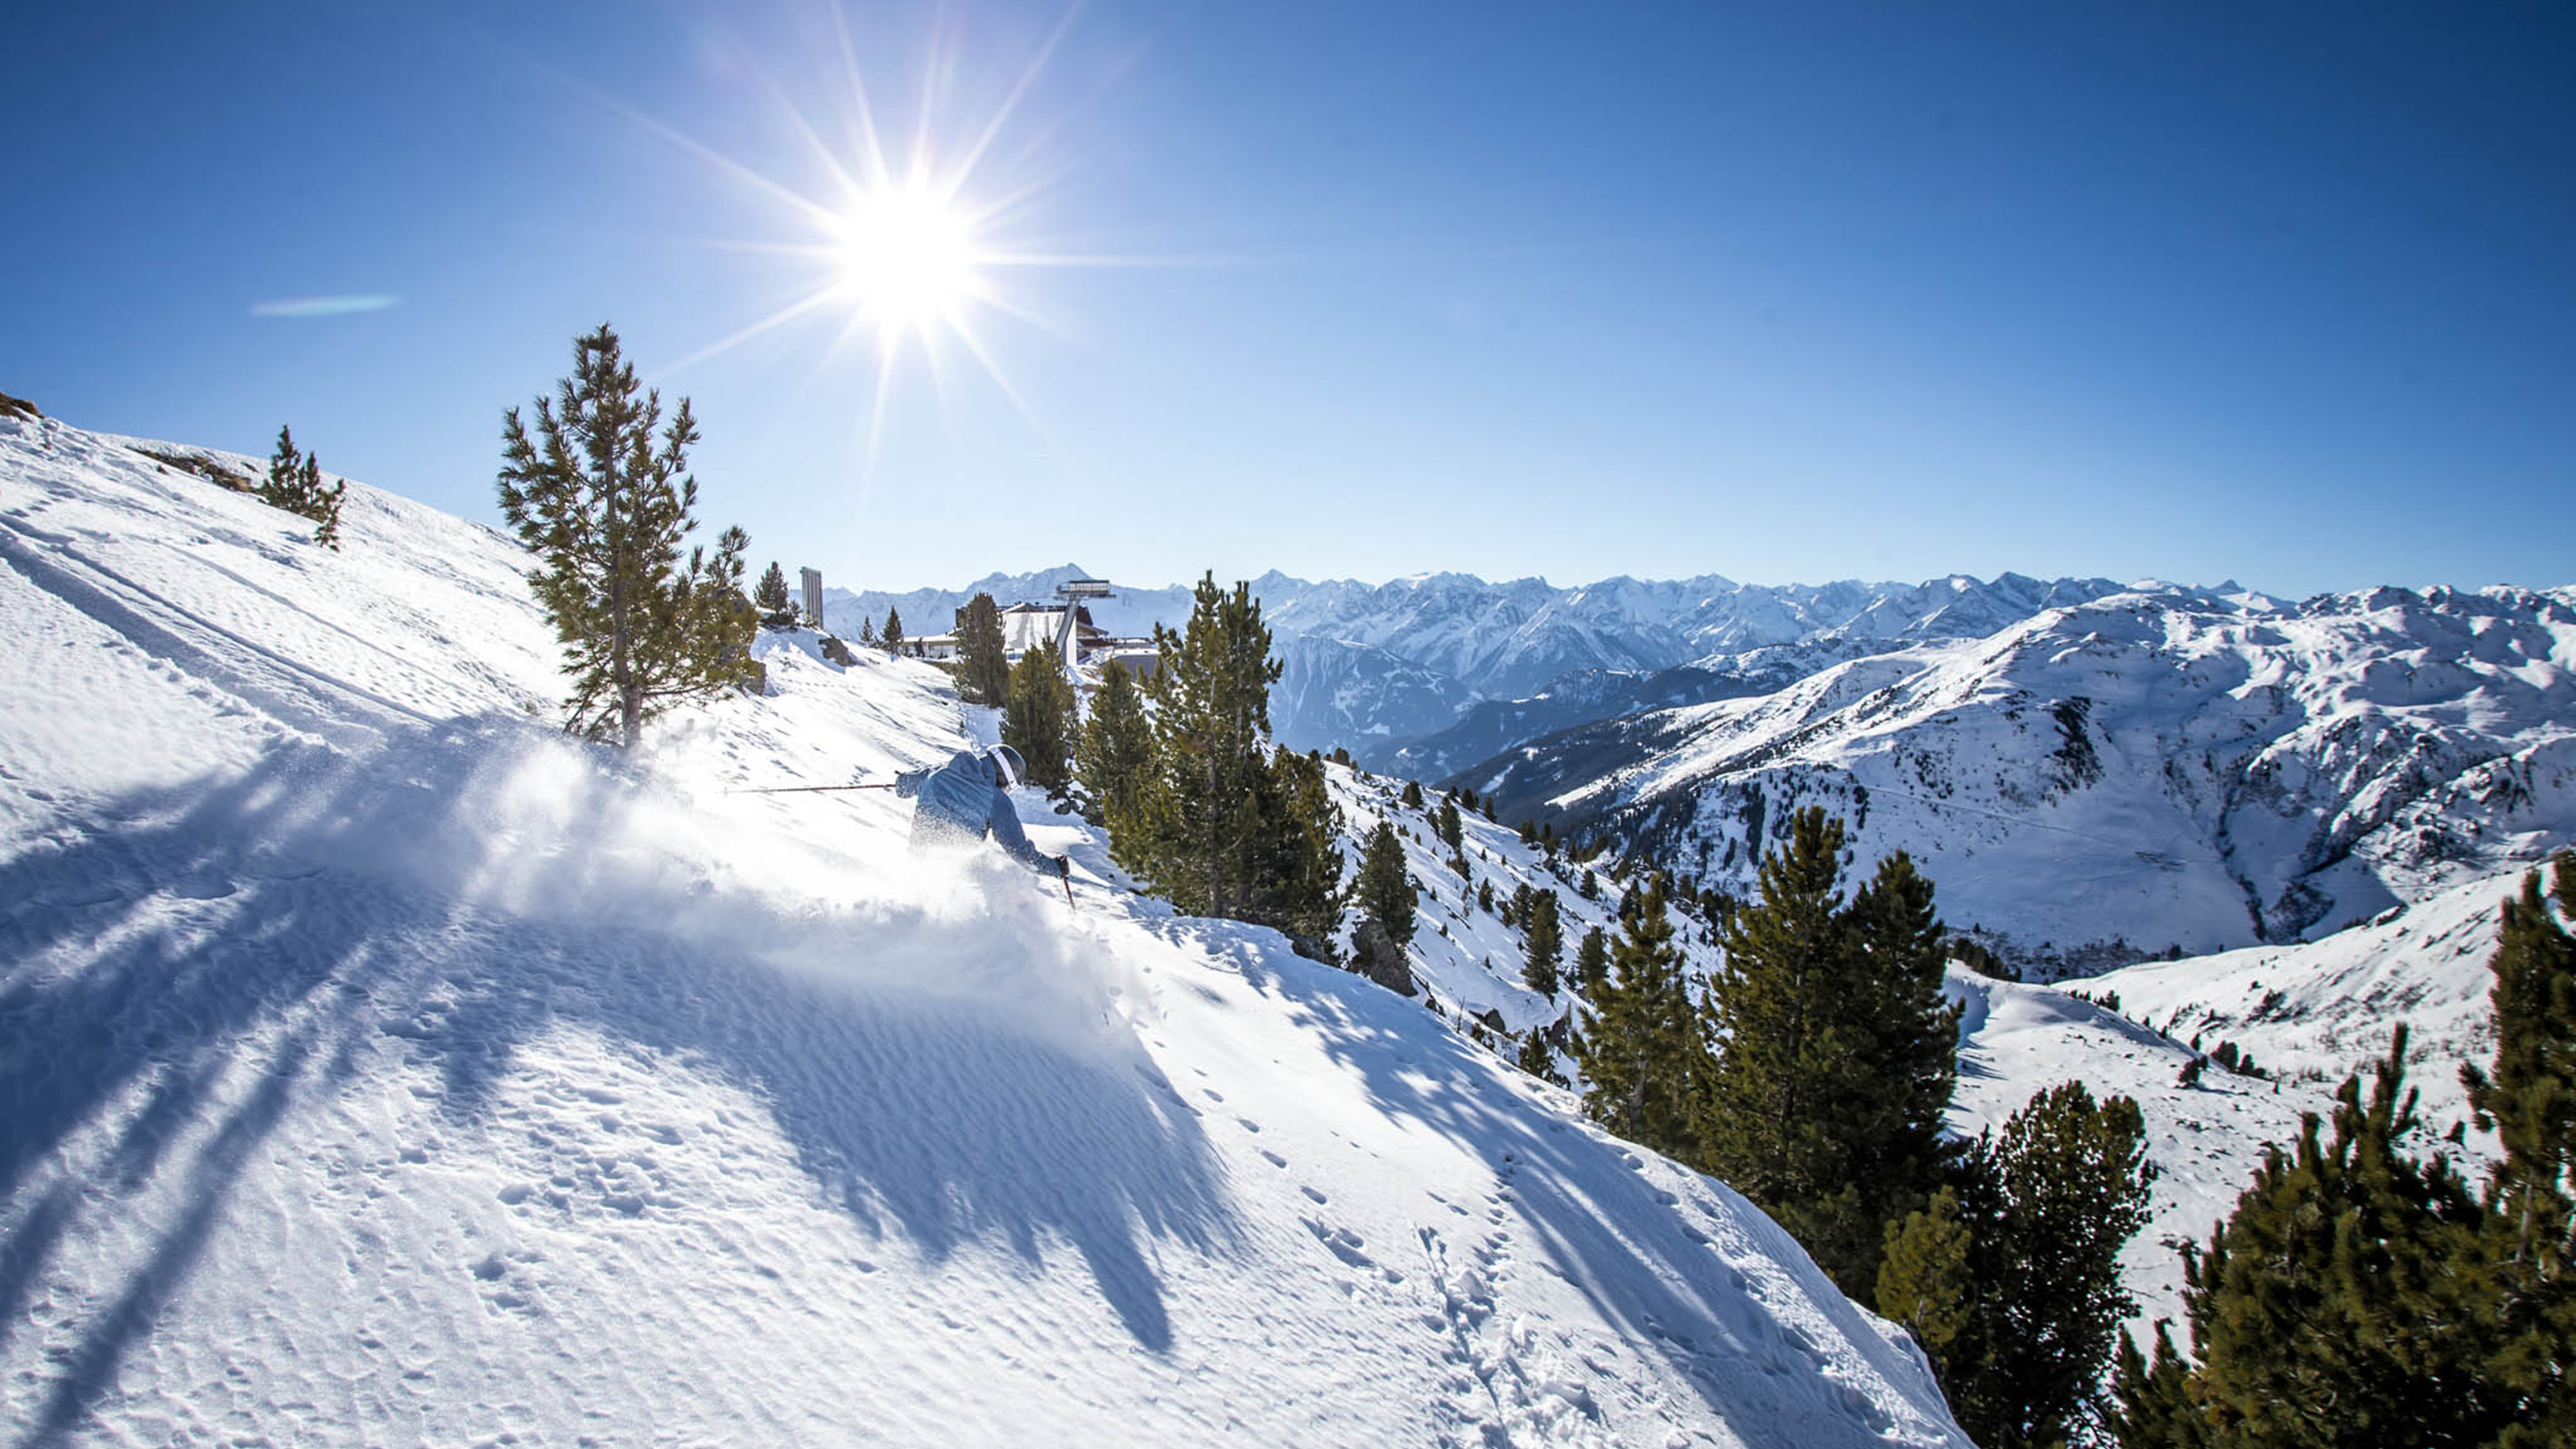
0, 415, 1967, 1444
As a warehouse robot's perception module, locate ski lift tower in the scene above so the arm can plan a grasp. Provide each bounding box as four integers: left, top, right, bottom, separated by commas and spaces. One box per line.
1054, 578, 1113, 687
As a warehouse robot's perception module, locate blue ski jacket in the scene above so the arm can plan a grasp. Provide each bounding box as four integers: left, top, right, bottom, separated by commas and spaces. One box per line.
894, 750, 1050, 869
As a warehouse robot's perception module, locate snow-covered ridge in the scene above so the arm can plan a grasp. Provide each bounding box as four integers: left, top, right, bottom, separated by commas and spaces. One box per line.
0, 410, 1966, 1444
1484, 582, 2575, 973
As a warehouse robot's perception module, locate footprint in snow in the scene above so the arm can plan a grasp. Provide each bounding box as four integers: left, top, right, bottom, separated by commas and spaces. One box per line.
1303, 1218, 1373, 1269
1260, 1150, 1287, 1169
1300, 1185, 1327, 1204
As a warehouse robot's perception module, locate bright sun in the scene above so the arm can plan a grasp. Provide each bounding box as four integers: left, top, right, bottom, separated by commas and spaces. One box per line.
630, 10, 1162, 477
829, 181, 987, 334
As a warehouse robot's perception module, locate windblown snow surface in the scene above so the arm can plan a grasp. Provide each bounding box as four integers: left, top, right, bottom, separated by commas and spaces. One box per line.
0, 412, 1967, 1446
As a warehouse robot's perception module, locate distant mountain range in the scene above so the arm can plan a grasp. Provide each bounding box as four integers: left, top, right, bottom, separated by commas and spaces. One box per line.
830, 567, 2576, 974
824, 565, 2157, 758
1480, 583, 2575, 973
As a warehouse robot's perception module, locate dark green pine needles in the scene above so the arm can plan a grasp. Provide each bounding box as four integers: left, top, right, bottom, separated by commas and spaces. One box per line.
2112, 849, 2576, 1448
496, 323, 757, 751
1085, 574, 1342, 964
262, 423, 346, 549
1001, 641, 1076, 795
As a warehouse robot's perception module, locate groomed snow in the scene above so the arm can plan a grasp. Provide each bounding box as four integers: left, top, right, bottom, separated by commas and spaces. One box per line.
0, 413, 1966, 1447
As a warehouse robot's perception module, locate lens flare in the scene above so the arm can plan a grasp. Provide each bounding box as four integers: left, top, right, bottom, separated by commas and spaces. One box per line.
828, 180, 988, 335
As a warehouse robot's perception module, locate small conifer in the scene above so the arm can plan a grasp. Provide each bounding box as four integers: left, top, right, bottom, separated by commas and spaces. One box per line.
754, 562, 796, 625
495, 324, 756, 749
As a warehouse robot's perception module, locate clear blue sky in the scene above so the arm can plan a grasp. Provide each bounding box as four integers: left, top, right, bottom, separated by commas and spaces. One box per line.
5, 1, 2569, 597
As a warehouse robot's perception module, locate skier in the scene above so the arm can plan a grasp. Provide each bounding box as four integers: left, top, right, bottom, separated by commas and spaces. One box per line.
893, 743, 1070, 886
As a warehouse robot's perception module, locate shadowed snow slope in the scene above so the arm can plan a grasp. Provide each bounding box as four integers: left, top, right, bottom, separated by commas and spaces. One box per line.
0, 413, 1964, 1447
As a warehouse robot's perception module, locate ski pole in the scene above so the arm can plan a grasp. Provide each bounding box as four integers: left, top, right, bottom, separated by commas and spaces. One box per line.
724, 782, 901, 795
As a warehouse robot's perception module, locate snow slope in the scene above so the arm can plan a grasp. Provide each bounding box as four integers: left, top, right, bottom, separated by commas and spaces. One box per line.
1492, 586, 2576, 974
1303, 774, 2338, 1354
1941, 970, 2327, 1342
2084, 861, 2548, 1150
0, 412, 1965, 1447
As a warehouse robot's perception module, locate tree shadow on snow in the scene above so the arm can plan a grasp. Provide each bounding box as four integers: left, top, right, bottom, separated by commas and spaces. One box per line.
0, 720, 1232, 1445
1166, 921, 1964, 1449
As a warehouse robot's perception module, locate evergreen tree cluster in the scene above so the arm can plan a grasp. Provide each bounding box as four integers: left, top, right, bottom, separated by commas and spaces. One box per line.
1701, 809, 1963, 1294
2112, 850, 2576, 1448
1548, 805, 2151, 1443
1076, 573, 1342, 961
262, 424, 347, 549
495, 324, 758, 751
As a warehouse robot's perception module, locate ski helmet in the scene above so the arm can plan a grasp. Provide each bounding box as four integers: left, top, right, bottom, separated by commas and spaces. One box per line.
989, 743, 1026, 789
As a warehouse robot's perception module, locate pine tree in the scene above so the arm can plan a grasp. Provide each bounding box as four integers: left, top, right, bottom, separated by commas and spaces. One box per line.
881, 607, 905, 650
1438, 798, 1463, 852
495, 324, 756, 750
1693, 811, 1968, 1296
1575, 888, 1703, 1160
2112, 1029, 2499, 1448
1876, 1185, 1972, 1364
1946, 1083, 2154, 1449
857, 617, 877, 646
1843, 851, 1965, 1231
2461, 851, 2576, 1447
266, 423, 299, 510
1516, 1028, 1567, 1088
754, 561, 796, 625
1003, 641, 1077, 794
1074, 660, 1153, 829
1523, 888, 1564, 998
1572, 926, 1609, 994
1121, 574, 1282, 920
1402, 778, 1426, 811
956, 592, 1009, 705
1244, 745, 1343, 958
299, 452, 345, 549
1699, 807, 1868, 1282
1351, 820, 1417, 995
262, 423, 345, 549
2111, 857, 2576, 1449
